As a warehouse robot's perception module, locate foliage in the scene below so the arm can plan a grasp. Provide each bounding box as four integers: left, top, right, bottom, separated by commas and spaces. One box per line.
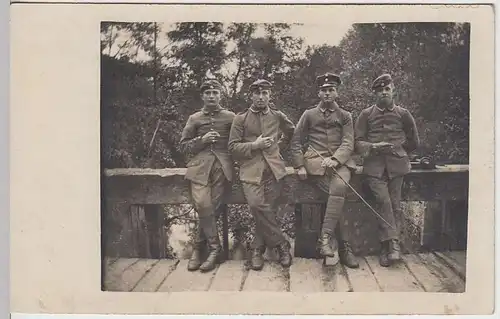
101, 22, 470, 248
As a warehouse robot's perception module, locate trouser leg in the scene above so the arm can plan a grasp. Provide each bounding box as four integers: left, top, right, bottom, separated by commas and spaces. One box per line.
365, 174, 399, 242
311, 167, 350, 239
191, 161, 226, 240
388, 176, 404, 239
242, 170, 288, 250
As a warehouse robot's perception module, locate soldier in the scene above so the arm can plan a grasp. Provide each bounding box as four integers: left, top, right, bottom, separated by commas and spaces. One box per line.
290, 72, 359, 268
354, 73, 420, 267
179, 79, 236, 272
228, 79, 296, 271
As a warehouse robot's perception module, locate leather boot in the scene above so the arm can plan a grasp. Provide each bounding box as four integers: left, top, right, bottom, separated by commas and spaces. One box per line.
319, 233, 336, 257
250, 247, 265, 271
276, 241, 292, 268
338, 241, 359, 269
199, 236, 222, 273
379, 240, 391, 267
187, 241, 205, 271
387, 239, 402, 262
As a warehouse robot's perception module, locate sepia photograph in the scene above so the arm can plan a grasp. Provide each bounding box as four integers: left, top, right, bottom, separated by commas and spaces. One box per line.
101, 20, 470, 293
10, 1, 495, 316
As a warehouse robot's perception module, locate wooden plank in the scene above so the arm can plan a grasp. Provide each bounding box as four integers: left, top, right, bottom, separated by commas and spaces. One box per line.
209, 261, 247, 291
447, 251, 467, 269
289, 258, 324, 292
364, 256, 423, 292
103, 258, 139, 291
242, 261, 288, 291
114, 259, 158, 291
104, 257, 119, 267
321, 264, 351, 292
157, 260, 218, 292
103, 167, 469, 204
434, 251, 466, 280
132, 259, 179, 292
344, 256, 380, 292
417, 253, 465, 293
402, 254, 448, 292
105, 165, 469, 177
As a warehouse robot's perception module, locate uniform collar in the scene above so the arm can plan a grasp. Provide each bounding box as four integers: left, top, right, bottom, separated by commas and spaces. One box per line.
250, 104, 270, 114
318, 101, 340, 113
376, 103, 395, 112
201, 104, 223, 114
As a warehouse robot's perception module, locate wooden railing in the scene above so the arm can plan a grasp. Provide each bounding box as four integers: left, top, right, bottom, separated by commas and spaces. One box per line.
101, 165, 469, 259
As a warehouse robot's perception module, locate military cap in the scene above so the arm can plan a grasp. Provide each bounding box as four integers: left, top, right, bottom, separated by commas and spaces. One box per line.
200, 79, 222, 92
372, 73, 393, 90
316, 72, 342, 88
249, 79, 272, 92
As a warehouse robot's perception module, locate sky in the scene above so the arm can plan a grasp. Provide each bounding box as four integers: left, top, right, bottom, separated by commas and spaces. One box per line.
104, 22, 354, 62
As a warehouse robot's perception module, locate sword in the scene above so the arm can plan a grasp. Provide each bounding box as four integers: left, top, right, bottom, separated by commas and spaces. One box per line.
308, 146, 396, 230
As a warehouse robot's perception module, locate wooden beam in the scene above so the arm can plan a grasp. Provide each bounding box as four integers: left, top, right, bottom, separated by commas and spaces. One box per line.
103, 165, 469, 205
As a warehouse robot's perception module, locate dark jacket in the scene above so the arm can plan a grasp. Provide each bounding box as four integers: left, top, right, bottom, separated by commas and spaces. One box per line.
354, 104, 420, 179
228, 104, 295, 185
290, 101, 356, 175
179, 106, 236, 186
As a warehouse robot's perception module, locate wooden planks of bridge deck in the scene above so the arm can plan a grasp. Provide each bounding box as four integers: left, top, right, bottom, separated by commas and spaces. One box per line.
103, 252, 466, 293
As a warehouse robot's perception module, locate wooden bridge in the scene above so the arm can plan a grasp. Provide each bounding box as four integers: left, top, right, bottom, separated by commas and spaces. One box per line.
103, 250, 466, 293
101, 164, 468, 292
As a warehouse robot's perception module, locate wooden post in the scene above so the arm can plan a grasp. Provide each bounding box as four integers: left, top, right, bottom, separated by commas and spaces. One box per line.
144, 204, 167, 258
294, 203, 325, 258
293, 204, 302, 257
221, 204, 229, 260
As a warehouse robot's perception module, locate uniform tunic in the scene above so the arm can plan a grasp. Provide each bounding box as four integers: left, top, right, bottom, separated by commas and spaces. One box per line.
228, 104, 295, 249
354, 104, 420, 241
290, 101, 356, 239
180, 105, 235, 243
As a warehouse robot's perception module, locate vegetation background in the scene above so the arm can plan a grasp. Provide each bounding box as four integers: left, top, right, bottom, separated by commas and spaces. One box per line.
101, 22, 470, 257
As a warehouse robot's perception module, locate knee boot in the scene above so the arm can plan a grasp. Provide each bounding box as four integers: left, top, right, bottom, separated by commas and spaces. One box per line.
379, 240, 391, 267
338, 240, 359, 268
387, 239, 402, 262
187, 240, 205, 271
199, 236, 222, 272
276, 241, 292, 268
250, 246, 265, 271
319, 233, 337, 257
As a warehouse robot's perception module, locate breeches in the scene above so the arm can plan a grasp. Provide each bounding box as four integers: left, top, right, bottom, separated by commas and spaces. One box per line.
365, 171, 404, 242
190, 160, 227, 243
309, 166, 351, 241
241, 167, 287, 249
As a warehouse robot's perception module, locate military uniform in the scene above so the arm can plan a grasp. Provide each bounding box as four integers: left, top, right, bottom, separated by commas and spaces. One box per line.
354, 74, 420, 266
228, 79, 295, 270
179, 79, 236, 272
290, 73, 358, 268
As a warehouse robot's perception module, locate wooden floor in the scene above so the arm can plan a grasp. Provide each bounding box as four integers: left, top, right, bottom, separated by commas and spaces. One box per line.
103, 251, 466, 293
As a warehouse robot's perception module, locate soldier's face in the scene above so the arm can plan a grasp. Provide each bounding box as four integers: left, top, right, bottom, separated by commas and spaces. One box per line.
252, 89, 271, 108
318, 86, 338, 103
374, 84, 394, 106
202, 89, 221, 106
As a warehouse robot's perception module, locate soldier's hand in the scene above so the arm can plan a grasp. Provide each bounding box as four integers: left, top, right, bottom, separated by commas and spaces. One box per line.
321, 157, 339, 168
372, 141, 393, 149
371, 142, 394, 152
202, 131, 220, 144
253, 135, 274, 149
296, 166, 308, 180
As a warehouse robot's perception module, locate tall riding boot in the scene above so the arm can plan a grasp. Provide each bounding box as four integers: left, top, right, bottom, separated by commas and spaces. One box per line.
250, 246, 265, 271
187, 240, 205, 271
319, 233, 337, 257
276, 241, 292, 268
387, 239, 402, 262
338, 241, 359, 268
379, 240, 391, 267
199, 236, 222, 272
